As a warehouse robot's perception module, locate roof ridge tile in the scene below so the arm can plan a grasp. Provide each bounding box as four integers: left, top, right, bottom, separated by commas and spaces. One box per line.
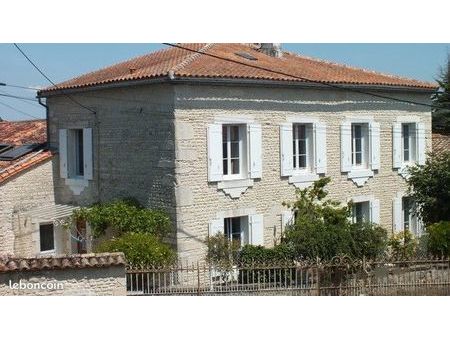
169, 43, 215, 77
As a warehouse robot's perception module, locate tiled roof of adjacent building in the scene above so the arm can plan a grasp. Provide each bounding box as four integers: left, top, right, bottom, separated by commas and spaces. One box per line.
0, 253, 126, 273
38, 43, 437, 95
0, 119, 52, 184
432, 131, 450, 155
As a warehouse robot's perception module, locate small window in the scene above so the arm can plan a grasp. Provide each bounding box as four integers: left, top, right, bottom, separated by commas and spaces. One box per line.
68, 129, 84, 178
223, 216, 249, 247
39, 223, 55, 252
292, 123, 313, 171
402, 123, 416, 163
222, 124, 247, 179
351, 123, 369, 168
352, 201, 370, 224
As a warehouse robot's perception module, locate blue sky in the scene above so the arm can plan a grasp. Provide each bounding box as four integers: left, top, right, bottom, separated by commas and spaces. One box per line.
0, 43, 448, 121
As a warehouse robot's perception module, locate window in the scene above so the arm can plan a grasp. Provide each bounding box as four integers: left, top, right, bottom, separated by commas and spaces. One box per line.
210, 214, 263, 246
224, 217, 244, 246
222, 125, 246, 178
293, 123, 313, 171
39, 223, 55, 252
351, 123, 369, 168
68, 129, 84, 177
402, 123, 416, 163
352, 201, 370, 224
402, 197, 419, 236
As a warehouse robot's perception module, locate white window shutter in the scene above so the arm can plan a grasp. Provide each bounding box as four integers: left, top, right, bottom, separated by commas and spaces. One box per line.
416, 122, 426, 165
392, 197, 403, 233
314, 122, 327, 174
370, 199, 380, 224
369, 122, 380, 170
340, 122, 352, 172
281, 210, 294, 233
280, 123, 293, 176
209, 218, 224, 236
249, 214, 264, 246
392, 123, 402, 168
248, 123, 262, 178
59, 129, 68, 179
83, 128, 93, 180
207, 124, 223, 182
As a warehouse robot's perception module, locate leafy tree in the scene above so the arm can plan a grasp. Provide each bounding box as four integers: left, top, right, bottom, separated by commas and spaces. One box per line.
282, 177, 388, 260
407, 152, 450, 224
431, 54, 450, 131
426, 221, 450, 257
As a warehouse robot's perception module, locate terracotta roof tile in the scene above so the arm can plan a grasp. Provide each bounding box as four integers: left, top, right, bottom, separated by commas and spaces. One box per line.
39, 43, 437, 95
0, 150, 53, 184
432, 132, 450, 155
0, 253, 126, 273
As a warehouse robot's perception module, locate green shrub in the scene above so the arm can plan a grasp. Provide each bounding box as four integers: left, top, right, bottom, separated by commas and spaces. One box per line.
388, 231, 418, 260
205, 234, 240, 268
238, 244, 295, 264
426, 221, 450, 257
72, 198, 171, 239
96, 232, 176, 267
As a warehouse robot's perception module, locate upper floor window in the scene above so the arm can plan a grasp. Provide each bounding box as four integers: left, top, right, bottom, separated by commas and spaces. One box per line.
280, 120, 327, 188
292, 123, 313, 172
222, 124, 246, 179
341, 119, 380, 187
59, 128, 93, 181
393, 120, 425, 175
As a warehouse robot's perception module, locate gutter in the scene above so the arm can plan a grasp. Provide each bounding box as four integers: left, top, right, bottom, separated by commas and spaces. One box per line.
38, 97, 50, 150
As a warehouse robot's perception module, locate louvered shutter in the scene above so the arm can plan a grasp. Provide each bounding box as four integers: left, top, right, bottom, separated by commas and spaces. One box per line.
416, 122, 426, 165
393, 197, 403, 233
209, 218, 224, 236
370, 199, 380, 225
207, 124, 223, 182
280, 123, 293, 176
248, 123, 262, 178
392, 123, 402, 168
249, 214, 264, 246
83, 128, 93, 180
370, 122, 380, 170
341, 122, 352, 172
59, 129, 68, 179
314, 122, 327, 174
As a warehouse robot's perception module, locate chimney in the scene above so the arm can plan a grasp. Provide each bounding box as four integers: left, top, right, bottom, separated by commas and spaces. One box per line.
259, 43, 282, 58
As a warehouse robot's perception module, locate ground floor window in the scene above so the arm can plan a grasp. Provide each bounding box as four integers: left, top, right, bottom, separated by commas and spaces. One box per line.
402, 197, 419, 236
352, 201, 370, 224
39, 223, 55, 252
224, 216, 249, 247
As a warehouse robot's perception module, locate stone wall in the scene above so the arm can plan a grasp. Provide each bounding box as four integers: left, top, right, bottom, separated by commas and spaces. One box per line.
0, 159, 55, 255
0, 253, 126, 296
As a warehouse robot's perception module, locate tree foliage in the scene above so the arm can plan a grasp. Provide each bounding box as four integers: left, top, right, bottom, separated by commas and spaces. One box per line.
431, 54, 450, 131
407, 152, 450, 225
426, 221, 450, 257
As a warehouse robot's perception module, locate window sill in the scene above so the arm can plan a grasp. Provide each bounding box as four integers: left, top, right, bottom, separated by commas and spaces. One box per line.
347, 168, 374, 187
217, 178, 254, 199
65, 177, 89, 195
288, 172, 320, 188
38, 250, 56, 256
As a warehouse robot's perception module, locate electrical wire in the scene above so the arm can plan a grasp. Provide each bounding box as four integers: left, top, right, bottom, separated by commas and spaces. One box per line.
0, 92, 38, 102
163, 43, 447, 111
0, 99, 41, 119
13, 43, 97, 114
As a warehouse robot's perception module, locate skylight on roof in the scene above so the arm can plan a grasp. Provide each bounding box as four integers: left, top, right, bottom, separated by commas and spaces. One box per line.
0, 144, 13, 154
235, 51, 258, 61
0, 144, 40, 161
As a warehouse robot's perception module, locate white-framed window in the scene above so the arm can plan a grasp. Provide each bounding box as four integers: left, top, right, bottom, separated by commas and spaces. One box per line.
280, 120, 326, 188
351, 123, 369, 168
352, 201, 370, 223
393, 194, 421, 236
393, 120, 425, 176
292, 123, 314, 172
39, 223, 55, 253
59, 128, 93, 181
341, 119, 380, 187
207, 119, 261, 198
209, 213, 264, 246
222, 124, 246, 179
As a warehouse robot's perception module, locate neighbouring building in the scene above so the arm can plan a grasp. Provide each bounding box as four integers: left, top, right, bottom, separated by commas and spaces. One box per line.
37, 43, 438, 262
432, 131, 450, 155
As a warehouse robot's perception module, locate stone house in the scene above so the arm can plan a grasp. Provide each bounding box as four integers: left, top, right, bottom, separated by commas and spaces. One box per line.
0, 119, 61, 256
37, 43, 437, 262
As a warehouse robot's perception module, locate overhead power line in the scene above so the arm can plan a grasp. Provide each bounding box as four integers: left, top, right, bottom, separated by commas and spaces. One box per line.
1, 83, 41, 91
0, 93, 38, 102
0, 99, 40, 119
13, 43, 97, 114
163, 43, 445, 111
